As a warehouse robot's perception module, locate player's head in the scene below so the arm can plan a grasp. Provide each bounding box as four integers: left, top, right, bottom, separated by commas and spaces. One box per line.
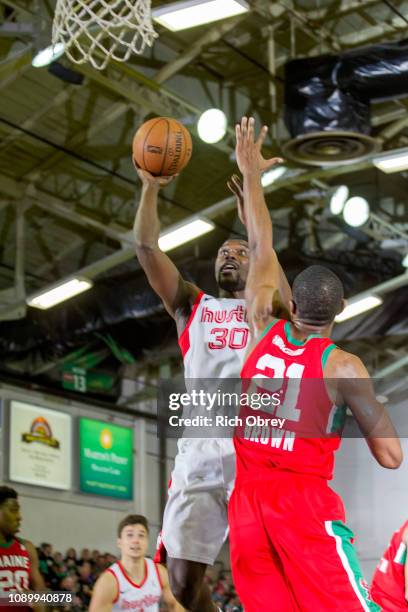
117, 514, 149, 561
291, 265, 345, 326
0, 486, 21, 539
215, 237, 249, 292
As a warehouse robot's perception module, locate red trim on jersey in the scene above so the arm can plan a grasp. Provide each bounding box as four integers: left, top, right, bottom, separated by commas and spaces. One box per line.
106, 568, 120, 604
117, 560, 148, 589
154, 562, 164, 590
178, 291, 204, 357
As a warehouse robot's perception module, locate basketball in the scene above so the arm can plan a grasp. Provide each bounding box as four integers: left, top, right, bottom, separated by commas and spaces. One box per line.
132, 117, 193, 176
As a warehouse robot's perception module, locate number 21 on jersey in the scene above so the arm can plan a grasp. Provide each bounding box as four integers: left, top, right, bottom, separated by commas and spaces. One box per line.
252, 354, 305, 422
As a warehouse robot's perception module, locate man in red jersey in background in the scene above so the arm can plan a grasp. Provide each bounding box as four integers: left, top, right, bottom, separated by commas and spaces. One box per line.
0, 486, 45, 611
371, 520, 408, 610
228, 117, 403, 612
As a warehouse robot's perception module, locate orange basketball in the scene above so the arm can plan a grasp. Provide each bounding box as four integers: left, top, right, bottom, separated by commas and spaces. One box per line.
132, 117, 193, 176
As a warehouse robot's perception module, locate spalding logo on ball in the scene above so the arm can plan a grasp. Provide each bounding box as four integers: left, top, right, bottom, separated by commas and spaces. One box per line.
133, 117, 192, 176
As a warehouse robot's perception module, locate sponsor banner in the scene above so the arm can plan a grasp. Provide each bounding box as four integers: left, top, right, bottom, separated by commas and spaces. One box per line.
9, 401, 71, 490
79, 418, 133, 500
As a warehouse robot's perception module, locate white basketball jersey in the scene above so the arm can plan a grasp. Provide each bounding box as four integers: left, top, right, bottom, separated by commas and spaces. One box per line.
107, 558, 162, 611
179, 293, 249, 378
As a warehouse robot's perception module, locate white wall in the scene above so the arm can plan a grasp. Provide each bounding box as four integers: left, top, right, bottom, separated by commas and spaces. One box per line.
333, 401, 407, 581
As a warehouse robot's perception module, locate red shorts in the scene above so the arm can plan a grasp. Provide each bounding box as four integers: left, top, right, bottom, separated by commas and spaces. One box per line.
370, 584, 407, 611
154, 530, 167, 564
228, 471, 379, 612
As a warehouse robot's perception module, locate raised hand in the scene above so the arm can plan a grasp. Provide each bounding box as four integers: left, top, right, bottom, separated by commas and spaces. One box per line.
235, 116, 283, 176
133, 158, 177, 188
227, 174, 246, 227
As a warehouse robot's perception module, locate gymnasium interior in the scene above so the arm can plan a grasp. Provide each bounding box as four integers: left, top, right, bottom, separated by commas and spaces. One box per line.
0, 0, 407, 609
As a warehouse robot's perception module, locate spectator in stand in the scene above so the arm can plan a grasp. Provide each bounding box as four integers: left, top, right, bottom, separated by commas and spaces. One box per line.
78, 548, 92, 566
65, 547, 77, 563
91, 549, 100, 564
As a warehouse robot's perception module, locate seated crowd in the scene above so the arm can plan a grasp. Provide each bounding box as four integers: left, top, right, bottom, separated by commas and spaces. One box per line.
37, 543, 243, 611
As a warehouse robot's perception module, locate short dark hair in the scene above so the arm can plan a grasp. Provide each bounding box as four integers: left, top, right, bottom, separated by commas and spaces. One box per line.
222, 236, 248, 246
117, 514, 149, 538
292, 265, 344, 325
0, 487, 18, 507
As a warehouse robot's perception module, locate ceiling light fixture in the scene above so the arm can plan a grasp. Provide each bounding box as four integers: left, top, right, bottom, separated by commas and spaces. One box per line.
261, 166, 286, 187
335, 295, 383, 323
373, 147, 408, 174
153, 0, 249, 31
343, 196, 370, 227
27, 278, 93, 310
32, 43, 65, 68
159, 218, 215, 252
330, 185, 349, 215
197, 109, 227, 144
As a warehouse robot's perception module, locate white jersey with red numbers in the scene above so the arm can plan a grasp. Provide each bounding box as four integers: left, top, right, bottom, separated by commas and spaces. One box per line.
0, 537, 31, 612
159, 292, 250, 566
107, 558, 162, 611
179, 292, 249, 378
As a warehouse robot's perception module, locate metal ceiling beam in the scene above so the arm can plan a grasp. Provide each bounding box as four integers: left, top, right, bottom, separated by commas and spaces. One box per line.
0, 174, 132, 243
24, 101, 130, 179
73, 62, 235, 155
339, 14, 408, 47
0, 46, 31, 86
0, 86, 74, 153
0, 0, 34, 15
154, 17, 244, 85
375, 353, 408, 378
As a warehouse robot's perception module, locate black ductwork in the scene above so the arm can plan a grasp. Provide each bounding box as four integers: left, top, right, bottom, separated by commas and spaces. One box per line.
283, 40, 408, 165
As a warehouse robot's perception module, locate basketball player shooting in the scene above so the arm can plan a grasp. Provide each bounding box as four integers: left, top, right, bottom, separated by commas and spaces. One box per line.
371, 520, 408, 610
228, 116, 403, 611
133, 145, 289, 611
0, 487, 45, 612
89, 514, 182, 612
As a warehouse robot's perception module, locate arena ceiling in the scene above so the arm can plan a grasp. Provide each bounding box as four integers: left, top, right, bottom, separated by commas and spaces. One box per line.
0, 0, 407, 402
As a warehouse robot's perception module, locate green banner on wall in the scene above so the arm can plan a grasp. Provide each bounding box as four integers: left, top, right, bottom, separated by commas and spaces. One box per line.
79, 418, 133, 500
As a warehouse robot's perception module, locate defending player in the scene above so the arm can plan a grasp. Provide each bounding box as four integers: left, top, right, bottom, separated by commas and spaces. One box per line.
89, 514, 183, 612
0, 486, 45, 612
228, 117, 403, 611
133, 165, 289, 611
371, 520, 408, 610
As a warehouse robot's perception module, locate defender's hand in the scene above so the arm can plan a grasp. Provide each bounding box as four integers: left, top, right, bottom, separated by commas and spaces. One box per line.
235, 116, 283, 176
227, 174, 246, 227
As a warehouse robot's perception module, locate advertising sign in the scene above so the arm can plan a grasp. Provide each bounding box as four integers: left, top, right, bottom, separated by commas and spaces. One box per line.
79, 418, 133, 499
9, 401, 71, 490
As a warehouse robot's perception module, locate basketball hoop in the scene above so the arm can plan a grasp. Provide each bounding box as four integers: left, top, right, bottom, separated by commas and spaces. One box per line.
52, 0, 158, 71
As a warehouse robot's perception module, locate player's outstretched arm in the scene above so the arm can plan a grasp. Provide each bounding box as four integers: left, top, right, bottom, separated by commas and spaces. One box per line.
157, 564, 185, 611
227, 172, 292, 320
235, 117, 290, 336
327, 351, 403, 469
133, 167, 200, 322
24, 540, 46, 612
89, 571, 117, 612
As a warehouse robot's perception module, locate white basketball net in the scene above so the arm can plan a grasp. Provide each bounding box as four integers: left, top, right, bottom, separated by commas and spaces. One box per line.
52, 0, 158, 71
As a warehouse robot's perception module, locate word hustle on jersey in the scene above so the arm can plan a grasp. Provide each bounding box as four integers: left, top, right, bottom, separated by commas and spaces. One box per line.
168, 415, 286, 429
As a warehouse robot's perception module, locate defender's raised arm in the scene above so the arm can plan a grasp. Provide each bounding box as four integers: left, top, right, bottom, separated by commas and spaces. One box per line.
234, 117, 291, 335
